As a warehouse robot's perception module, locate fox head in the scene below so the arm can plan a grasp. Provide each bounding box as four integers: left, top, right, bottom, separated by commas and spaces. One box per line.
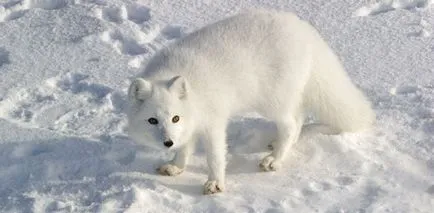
127, 76, 194, 150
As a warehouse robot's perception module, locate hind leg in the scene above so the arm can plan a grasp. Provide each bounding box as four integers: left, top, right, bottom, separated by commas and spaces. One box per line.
268, 123, 340, 150
260, 115, 304, 171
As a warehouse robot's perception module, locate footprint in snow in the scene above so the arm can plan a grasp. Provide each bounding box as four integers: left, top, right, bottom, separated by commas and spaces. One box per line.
407, 19, 432, 38
302, 176, 355, 196
1, 10, 27, 22
0, 0, 68, 23
301, 181, 333, 196
52, 72, 112, 101
98, 3, 151, 24
355, 0, 433, 37
389, 85, 420, 95
28, 0, 68, 10
0, 71, 123, 135
354, 0, 432, 17
101, 6, 127, 23
95, 3, 157, 59
126, 4, 151, 24
12, 107, 34, 122
100, 30, 148, 56
0, 86, 56, 123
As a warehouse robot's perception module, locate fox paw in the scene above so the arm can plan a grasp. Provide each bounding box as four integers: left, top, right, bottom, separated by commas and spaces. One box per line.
203, 180, 224, 195
259, 155, 282, 171
157, 164, 183, 176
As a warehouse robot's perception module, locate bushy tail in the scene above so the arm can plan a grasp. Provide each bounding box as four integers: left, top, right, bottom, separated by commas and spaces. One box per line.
304, 49, 375, 133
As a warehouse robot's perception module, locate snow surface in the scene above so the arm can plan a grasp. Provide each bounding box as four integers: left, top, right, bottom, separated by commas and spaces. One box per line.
0, 0, 433, 212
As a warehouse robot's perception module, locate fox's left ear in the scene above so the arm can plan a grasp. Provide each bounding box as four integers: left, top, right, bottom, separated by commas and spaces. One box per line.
168, 76, 188, 99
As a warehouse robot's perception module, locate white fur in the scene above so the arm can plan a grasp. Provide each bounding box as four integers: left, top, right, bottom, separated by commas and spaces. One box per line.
127, 10, 375, 194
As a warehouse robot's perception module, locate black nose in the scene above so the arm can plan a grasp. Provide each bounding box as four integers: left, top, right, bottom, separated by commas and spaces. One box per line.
164, 140, 173, 148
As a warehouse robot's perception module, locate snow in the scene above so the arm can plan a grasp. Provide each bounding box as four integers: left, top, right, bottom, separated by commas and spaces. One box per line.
0, 0, 433, 212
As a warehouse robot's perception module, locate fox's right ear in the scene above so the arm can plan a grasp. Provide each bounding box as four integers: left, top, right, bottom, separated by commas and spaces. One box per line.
128, 78, 152, 102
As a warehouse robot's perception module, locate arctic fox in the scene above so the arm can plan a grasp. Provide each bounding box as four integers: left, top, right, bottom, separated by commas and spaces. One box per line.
127, 10, 375, 194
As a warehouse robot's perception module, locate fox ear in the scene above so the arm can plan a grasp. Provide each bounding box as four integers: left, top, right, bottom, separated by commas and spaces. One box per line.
168, 76, 188, 99
128, 78, 152, 102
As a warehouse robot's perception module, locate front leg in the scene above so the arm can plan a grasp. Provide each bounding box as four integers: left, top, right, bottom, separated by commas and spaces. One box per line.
203, 125, 227, 194
158, 142, 193, 176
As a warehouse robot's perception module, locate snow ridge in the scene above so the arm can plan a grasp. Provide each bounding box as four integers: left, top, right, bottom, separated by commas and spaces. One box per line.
0, 0, 433, 212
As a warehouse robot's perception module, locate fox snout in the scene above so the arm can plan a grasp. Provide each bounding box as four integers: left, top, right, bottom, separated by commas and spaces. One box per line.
163, 140, 174, 148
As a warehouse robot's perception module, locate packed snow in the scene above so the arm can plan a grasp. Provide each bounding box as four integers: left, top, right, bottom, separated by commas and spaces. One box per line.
0, 0, 433, 212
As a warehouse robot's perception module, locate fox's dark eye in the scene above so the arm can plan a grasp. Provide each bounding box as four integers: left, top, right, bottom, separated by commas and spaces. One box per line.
172, 115, 180, 123
148, 118, 158, 125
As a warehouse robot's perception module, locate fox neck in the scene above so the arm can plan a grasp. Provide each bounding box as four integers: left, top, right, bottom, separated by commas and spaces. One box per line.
181, 90, 201, 142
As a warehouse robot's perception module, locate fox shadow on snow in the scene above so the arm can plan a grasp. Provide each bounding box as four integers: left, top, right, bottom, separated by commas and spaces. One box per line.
0, 134, 161, 211
0, 116, 322, 209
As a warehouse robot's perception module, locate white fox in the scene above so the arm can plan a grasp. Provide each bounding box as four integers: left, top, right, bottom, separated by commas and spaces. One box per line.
127, 10, 375, 194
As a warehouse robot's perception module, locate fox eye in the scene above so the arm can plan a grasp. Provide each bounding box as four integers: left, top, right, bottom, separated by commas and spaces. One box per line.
148, 118, 158, 125
172, 115, 180, 123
